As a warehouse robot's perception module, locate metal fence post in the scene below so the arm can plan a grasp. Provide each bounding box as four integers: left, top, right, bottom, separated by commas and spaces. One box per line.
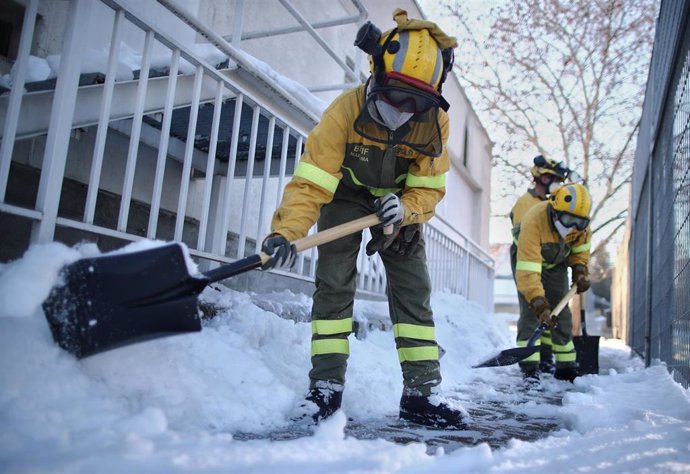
0, 0, 39, 202
31, 0, 92, 243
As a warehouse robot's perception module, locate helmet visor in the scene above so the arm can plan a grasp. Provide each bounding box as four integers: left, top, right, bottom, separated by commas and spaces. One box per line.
371, 76, 440, 114
355, 85, 444, 158
558, 212, 590, 230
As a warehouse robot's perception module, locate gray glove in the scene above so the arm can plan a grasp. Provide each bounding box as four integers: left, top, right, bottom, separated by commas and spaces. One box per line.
374, 193, 404, 227
261, 233, 296, 270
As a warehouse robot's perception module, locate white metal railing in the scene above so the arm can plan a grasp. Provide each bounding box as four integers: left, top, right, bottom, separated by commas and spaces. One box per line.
0, 0, 495, 312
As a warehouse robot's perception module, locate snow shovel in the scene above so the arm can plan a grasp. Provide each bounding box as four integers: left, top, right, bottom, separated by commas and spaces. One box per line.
473, 284, 578, 368
42, 213, 380, 359
573, 293, 600, 375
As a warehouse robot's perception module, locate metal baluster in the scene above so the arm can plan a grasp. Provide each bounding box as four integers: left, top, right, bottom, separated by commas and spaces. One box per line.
32, 0, 92, 242
174, 65, 204, 242
237, 105, 261, 258
214, 94, 244, 258
147, 49, 180, 238
256, 116, 276, 253
118, 29, 154, 232
276, 127, 290, 208
84, 8, 124, 224
197, 80, 224, 250
0, 0, 38, 202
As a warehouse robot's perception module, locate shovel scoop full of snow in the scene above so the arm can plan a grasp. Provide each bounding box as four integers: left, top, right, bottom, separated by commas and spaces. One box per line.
472, 345, 541, 368
472, 285, 578, 369
42, 243, 206, 359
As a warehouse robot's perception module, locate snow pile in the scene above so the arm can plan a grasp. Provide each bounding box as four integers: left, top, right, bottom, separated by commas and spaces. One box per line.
0, 240, 689, 473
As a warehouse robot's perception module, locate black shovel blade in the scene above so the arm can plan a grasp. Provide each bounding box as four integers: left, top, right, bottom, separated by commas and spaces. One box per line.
43, 243, 206, 358
574, 335, 600, 375
472, 345, 541, 368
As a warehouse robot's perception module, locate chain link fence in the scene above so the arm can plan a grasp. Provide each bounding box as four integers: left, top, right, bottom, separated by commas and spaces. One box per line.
628, 0, 690, 388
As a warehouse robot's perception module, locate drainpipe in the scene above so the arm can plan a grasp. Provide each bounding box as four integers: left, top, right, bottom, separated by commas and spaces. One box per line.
644, 134, 654, 368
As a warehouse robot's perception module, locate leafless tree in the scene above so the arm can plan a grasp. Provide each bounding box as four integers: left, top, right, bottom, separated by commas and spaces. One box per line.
438, 0, 657, 255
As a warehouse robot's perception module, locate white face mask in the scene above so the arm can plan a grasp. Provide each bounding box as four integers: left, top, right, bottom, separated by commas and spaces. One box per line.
548, 182, 562, 195
373, 99, 414, 131
554, 218, 574, 238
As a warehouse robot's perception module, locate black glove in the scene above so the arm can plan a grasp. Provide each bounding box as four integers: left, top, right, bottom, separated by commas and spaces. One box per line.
261, 233, 296, 270
571, 264, 590, 294
365, 225, 400, 256
374, 193, 404, 227
530, 296, 554, 329
366, 224, 422, 257
388, 224, 421, 256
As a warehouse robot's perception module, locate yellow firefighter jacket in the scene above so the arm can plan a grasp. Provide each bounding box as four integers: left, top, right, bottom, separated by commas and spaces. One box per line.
510, 189, 546, 244
270, 84, 450, 241
511, 189, 546, 226
515, 201, 591, 302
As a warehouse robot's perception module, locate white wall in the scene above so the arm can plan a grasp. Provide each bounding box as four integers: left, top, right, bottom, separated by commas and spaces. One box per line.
199, 0, 359, 105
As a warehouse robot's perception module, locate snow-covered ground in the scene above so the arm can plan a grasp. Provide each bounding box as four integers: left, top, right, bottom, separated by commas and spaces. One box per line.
1, 241, 689, 473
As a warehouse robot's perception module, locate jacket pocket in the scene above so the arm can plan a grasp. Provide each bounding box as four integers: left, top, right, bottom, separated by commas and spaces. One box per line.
541, 242, 571, 268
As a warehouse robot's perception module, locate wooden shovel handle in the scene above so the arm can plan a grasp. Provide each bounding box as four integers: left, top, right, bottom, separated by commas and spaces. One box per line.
294, 214, 380, 251
550, 284, 578, 318
259, 213, 380, 265
527, 285, 579, 346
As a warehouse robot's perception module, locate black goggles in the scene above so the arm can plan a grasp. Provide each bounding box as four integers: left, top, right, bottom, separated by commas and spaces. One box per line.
371, 79, 440, 114
558, 212, 590, 230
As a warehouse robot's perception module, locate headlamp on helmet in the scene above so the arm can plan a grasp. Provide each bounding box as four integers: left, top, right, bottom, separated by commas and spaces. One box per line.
531, 155, 570, 181
354, 22, 383, 57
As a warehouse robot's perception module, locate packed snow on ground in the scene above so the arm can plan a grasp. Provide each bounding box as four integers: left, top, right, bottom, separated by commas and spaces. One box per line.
1, 240, 689, 473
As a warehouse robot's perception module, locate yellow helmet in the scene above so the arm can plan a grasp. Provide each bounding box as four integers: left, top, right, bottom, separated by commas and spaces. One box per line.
374, 29, 444, 91
550, 183, 592, 230
355, 21, 452, 94
531, 155, 569, 180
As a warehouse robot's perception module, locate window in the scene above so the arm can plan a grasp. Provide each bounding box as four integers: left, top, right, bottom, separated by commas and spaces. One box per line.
0, 0, 25, 64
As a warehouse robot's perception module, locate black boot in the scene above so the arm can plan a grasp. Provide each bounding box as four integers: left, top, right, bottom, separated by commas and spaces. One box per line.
554, 366, 579, 382
296, 387, 343, 423
520, 364, 540, 387
399, 394, 465, 429
539, 345, 555, 374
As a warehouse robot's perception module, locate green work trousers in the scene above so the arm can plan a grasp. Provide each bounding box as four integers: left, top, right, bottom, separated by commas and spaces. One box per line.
510, 244, 553, 362
309, 191, 441, 395
515, 262, 576, 370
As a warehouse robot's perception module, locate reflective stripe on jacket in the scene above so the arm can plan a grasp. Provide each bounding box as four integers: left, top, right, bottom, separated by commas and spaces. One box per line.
515, 201, 591, 302
270, 84, 450, 241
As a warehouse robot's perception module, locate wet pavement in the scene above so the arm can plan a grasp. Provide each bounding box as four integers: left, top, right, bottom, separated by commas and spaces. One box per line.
234, 369, 566, 454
